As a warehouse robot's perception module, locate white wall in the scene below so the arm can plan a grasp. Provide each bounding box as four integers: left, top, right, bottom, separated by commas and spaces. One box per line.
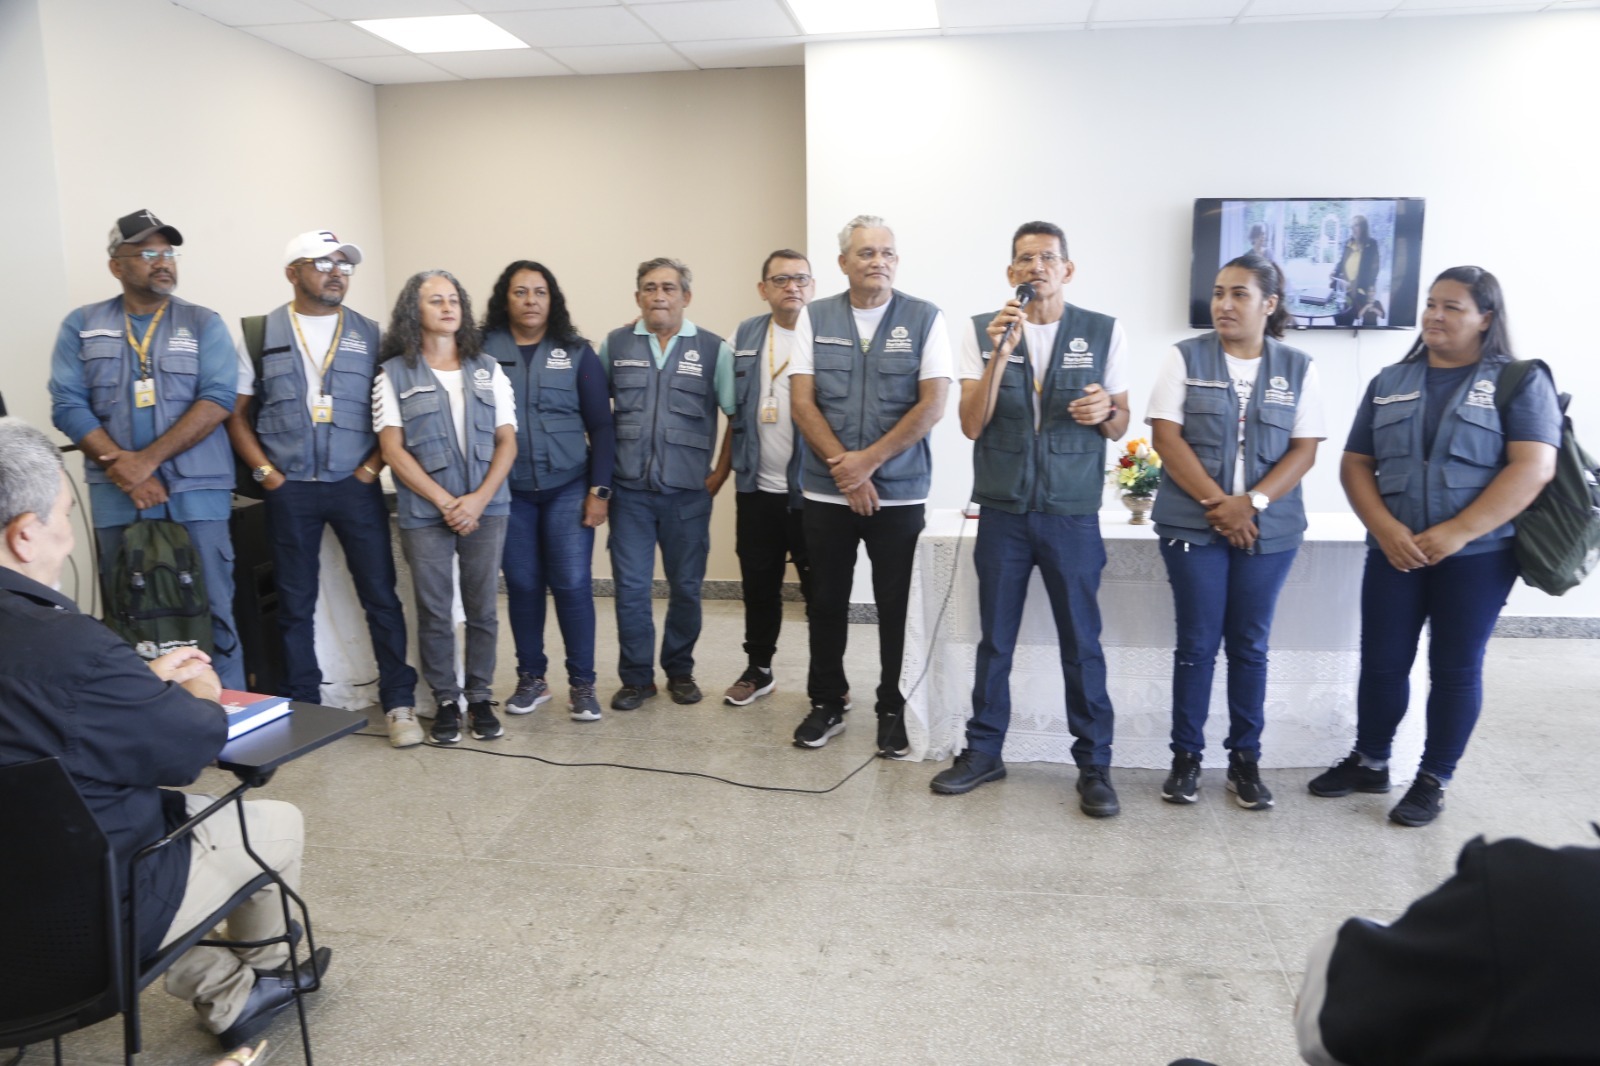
805, 13, 1600, 617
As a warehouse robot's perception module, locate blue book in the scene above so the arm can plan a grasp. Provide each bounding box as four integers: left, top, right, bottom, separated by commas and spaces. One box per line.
219, 690, 292, 739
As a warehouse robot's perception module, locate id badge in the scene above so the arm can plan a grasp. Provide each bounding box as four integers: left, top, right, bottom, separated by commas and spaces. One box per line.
312, 398, 333, 423
759, 395, 780, 424
134, 378, 156, 408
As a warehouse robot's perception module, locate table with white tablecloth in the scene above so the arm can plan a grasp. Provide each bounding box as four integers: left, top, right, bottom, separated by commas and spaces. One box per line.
900, 509, 1425, 771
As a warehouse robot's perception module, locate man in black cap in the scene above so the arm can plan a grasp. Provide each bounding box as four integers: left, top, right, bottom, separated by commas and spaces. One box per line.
49, 209, 245, 687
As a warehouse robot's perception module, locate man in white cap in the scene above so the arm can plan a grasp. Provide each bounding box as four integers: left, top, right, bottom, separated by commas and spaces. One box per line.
224, 231, 421, 746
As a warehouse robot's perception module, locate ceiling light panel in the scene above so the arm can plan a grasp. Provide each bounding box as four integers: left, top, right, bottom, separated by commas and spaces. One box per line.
354, 13, 529, 53
784, 0, 939, 34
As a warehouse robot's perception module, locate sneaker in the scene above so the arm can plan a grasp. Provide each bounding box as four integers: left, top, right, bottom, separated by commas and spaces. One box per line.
724, 666, 776, 706
506, 672, 550, 715
384, 707, 423, 749
667, 675, 703, 705
875, 708, 909, 759
1162, 751, 1202, 804
467, 700, 503, 740
611, 683, 658, 711
793, 703, 846, 749
568, 682, 602, 722
1308, 751, 1392, 798
929, 750, 1007, 795
431, 701, 462, 744
1077, 764, 1121, 818
1226, 751, 1274, 810
1389, 773, 1446, 827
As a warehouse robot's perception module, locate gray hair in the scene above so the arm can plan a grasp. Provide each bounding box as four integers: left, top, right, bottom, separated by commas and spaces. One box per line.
636, 257, 692, 294
838, 214, 891, 253
0, 418, 66, 530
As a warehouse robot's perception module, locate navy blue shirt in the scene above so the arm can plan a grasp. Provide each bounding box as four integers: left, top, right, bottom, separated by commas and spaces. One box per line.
1346, 360, 1562, 456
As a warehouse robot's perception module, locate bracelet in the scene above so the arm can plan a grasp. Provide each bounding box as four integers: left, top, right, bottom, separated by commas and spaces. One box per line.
1101, 402, 1119, 425
361, 464, 378, 477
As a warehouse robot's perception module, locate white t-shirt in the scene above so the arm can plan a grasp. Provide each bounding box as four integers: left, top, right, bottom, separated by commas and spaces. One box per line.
957, 316, 1130, 428
1144, 344, 1327, 495
755, 321, 801, 495
373, 361, 518, 459
789, 301, 954, 507
234, 310, 344, 426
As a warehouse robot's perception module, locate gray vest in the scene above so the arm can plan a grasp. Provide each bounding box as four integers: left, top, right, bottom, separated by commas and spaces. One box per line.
1151, 333, 1311, 554
731, 314, 804, 508
75, 295, 233, 493
251, 305, 381, 481
607, 325, 724, 493
801, 291, 940, 500
484, 328, 589, 493
969, 305, 1115, 516
382, 352, 512, 530
1367, 358, 1513, 548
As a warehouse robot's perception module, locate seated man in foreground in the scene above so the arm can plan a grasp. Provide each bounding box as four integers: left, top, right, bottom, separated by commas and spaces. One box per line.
0, 417, 322, 1050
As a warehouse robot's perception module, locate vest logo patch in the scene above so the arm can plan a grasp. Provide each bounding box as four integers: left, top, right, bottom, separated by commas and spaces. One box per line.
676, 360, 703, 377
1373, 391, 1420, 405
1263, 386, 1297, 406
891, 326, 909, 340
167, 326, 199, 354
816, 336, 853, 348
1271, 376, 1288, 390
547, 348, 572, 370
1069, 337, 1088, 353
339, 330, 369, 355
1465, 379, 1497, 408
613, 359, 649, 368
79, 328, 122, 339
1061, 352, 1094, 369
683, 349, 700, 362
883, 327, 915, 354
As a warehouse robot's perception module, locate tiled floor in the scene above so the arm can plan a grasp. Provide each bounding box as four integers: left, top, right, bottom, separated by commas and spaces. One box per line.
47, 601, 1600, 1065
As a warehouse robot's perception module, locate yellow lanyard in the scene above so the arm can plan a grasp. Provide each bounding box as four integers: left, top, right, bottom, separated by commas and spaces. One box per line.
767, 325, 790, 393
124, 302, 169, 379
289, 308, 345, 396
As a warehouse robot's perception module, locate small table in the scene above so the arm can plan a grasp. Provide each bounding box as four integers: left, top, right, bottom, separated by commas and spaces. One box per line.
217, 702, 368, 786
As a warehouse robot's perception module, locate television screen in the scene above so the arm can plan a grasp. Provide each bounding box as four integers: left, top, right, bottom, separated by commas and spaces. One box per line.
1190, 197, 1426, 331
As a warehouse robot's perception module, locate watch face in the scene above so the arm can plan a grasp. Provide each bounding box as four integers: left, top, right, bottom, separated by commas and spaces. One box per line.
592, 486, 612, 501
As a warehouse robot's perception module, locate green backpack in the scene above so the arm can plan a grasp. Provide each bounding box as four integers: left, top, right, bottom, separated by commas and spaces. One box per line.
1494, 359, 1600, 596
105, 519, 214, 660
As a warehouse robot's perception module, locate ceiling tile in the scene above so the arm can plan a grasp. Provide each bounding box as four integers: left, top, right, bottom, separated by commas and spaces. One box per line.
170, 0, 332, 25
1395, 0, 1541, 7
1090, 0, 1246, 20
1238, 9, 1387, 20
422, 47, 578, 75
631, 0, 799, 41
673, 36, 805, 65
938, 0, 1094, 27
944, 20, 1088, 31
488, 6, 659, 46
322, 54, 462, 81
541, 42, 696, 72
245, 20, 406, 57
459, 0, 619, 9
1388, 2, 1544, 11
303, 0, 470, 16
1091, 15, 1235, 26
1242, 0, 1394, 14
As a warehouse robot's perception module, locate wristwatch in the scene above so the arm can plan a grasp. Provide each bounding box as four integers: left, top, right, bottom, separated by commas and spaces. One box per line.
1248, 491, 1270, 513
590, 485, 613, 501
251, 464, 276, 483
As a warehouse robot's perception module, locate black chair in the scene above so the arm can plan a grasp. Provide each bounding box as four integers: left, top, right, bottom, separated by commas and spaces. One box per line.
0, 757, 316, 1064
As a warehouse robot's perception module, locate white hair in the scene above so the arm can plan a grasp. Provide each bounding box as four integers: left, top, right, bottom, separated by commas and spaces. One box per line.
0, 418, 65, 529
837, 214, 891, 253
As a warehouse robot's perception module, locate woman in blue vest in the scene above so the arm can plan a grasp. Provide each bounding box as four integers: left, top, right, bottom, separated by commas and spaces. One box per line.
1310, 266, 1560, 826
373, 270, 517, 746
1147, 254, 1325, 810
481, 261, 615, 723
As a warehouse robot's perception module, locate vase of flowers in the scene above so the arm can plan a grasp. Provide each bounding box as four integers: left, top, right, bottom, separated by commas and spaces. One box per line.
1108, 438, 1161, 524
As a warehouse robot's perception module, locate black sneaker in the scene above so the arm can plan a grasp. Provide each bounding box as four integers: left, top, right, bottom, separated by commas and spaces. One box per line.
430, 701, 462, 744
1389, 773, 1445, 827
929, 750, 1007, 795
1226, 751, 1274, 810
1076, 764, 1121, 818
611, 683, 658, 711
793, 703, 845, 748
506, 672, 550, 715
467, 700, 503, 740
724, 666, 776, 706
666, 675, 703, 705
876, 708, 909, 758
1162, 751, 1201, 804
1308, 751, 1391, 797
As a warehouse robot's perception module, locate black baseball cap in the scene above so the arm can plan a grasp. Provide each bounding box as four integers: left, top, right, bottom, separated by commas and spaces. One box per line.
107, 209, 184, 255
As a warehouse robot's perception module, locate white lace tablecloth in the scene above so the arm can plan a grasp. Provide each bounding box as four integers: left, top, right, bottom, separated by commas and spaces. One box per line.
901, 510, 1426, 771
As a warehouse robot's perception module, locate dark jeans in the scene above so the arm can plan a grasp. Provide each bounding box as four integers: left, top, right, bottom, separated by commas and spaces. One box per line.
398, 516, 508, 705
504, 478, 596, 685
1355, 546, 1518, 779
607, 486, 712, 686
803, 500, 923, 712
1160, 537, 1298, 758
263, 478, 416, 710
970, 508, 1114, 765
734, 491, 810, 670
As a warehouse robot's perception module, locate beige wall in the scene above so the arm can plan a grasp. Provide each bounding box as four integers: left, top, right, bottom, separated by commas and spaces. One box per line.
374, 66, 807, 580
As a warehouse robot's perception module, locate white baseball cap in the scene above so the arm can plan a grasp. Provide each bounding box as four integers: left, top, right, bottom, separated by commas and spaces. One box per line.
284, 230, 363, 268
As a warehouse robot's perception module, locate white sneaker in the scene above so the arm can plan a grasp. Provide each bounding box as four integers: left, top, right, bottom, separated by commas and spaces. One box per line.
386, 707, 424, 748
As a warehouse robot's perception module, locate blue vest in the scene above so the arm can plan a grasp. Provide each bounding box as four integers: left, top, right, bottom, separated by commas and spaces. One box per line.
382, 353, 512, 530
1367, 358, 1513, 549
607, 325, 724, 493
484, 329, 589, 493
801, 291, 940, 500
969, 305, 1115, 516
731, 314, 804, 508
251, 305, 381, 481
75, 296, 233, 493
1151, 333, 1311, 554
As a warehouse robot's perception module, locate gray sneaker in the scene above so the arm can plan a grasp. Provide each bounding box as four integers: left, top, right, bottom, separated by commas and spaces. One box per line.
569, 682, 602, 722
507, 672, 551, 715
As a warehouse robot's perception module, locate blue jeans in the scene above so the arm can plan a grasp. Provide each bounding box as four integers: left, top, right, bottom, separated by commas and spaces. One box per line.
1355, 546, 1518, 779
970, 508, 1114, 764
504, 478, 596, 685
607, 486, 712, 686
263, 477, 416, 711
1159, 537, 1298, 758
97, 519, 245, 690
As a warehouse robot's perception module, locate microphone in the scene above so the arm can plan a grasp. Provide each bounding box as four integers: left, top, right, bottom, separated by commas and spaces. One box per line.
995, 282, 1036, 355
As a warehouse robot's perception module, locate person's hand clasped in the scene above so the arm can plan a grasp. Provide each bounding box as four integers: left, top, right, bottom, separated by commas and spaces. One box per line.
844, 481, 880, 516
128, 478, 169, 510
827, 450, 879, 494
1068, 382, 1112, 426
1414, 520, 1473, 567
1200, 494, 1259, 550
99, 447, 160, 494
442, 494, 483, 536
1373, 518, 1430, 572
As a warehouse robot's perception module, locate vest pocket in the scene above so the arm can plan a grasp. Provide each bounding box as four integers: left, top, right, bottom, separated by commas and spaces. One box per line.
975, 429, 1027, 502
536, 374, 578, 413
613, 369, 648, 413
662, 426, 711, 490
813, 352, 853, 400
1371, 400, 1417, 461
82, 339, 124, 414
1254, 403, 1293, 462
540, 413, 587, 473
667, 373, 708, 417
1181, 390, 1230, 447
1447, 404, 1505, 468
1377, 469, 1410, 498
158, 352, 200, 401
614, 422, 644, 481
875, 356, 920, 409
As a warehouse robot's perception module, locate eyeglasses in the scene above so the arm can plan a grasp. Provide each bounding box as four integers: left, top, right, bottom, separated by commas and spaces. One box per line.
1012, 252, 1062, 268
765, 273, 813, 288
116, 249, 180, 262
304, 258, 356, 276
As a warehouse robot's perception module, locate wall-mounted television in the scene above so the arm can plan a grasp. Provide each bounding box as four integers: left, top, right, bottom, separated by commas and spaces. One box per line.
1190, 197, 1426, 331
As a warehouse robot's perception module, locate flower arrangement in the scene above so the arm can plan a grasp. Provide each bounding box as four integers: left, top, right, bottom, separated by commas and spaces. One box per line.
1108, 438, 1162, 498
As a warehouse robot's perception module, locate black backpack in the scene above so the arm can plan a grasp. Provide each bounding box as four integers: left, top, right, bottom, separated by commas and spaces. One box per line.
1494, 359, 1600, 596
104, 519, 214, 660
